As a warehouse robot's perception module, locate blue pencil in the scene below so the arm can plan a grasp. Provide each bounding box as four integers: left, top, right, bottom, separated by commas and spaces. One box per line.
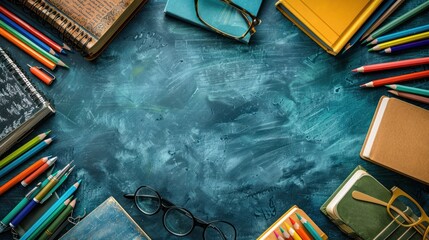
342, 0, 396, 53
0, 138, 54, 179
369, 24, 429, 45
20, 180, 81, 240
0, 13, 58, 56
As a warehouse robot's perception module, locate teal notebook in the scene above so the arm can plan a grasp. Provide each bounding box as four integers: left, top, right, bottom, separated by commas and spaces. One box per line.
321, 166, 421, 240
164, 0, 263, 43
59, 197, 151, 240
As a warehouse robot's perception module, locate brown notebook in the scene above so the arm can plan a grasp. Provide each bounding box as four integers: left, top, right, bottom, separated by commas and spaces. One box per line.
13, 0, 148, 60
360, 96, 429, 185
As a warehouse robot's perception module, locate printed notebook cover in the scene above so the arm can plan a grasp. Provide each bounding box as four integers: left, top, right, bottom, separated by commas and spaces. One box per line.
164, 0, 263, 43
360, 96, 429, 185
275, 0, 383, 55
257, 205, 328, 240
59, 196, 151, 240
0, 47, 55, 156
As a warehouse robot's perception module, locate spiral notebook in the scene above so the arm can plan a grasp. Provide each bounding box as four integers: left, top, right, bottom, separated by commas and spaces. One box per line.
11, 0, 149, 60
0, 47, 55, 156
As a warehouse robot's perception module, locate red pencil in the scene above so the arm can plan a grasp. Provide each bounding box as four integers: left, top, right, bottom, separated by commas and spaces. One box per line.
353, 56, 429, 73
0, 4, 70, 54
21, 156, 57, 187
360, 70, 429, 88
289, 217, 311, 240
389, 90, 429, 104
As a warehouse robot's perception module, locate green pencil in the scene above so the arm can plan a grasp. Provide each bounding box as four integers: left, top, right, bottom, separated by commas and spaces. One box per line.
27, 197, 73, 240
38, 198, 76, 240
364, 1, 429, 43
0, 130, 51, 169
386, 84, 429, 97
0, 20, 68, 68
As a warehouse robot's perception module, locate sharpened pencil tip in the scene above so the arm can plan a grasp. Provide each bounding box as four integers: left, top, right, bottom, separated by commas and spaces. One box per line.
388, 90, 399, 96
45, 130, 52, 135
63, 43, 72, 51
368, 48, 374, 52
360, 84, 367, 88
352, 69, 357, 72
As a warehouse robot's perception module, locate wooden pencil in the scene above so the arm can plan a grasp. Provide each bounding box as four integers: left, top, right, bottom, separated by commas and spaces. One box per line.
353, 56, 429, 73
0, 27, 56, 70
364, 1, 429, 43
0, 4, 68, 54
360, 70, 429, 88
384, 39, 429, 53
369, 31, 429, 51
369, 24, 429, 45
387, 84, 429, 97
360, 0, 405, 42
0, 19, 67, 68
388, 90, 429, 104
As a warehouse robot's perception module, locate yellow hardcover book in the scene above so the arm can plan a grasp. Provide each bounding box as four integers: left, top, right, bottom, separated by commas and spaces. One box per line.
275, 0, 383, 55
257, 205, 328, 240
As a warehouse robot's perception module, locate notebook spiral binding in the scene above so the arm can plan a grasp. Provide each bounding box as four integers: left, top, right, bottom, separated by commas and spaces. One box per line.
0, 47, 51, 106
11, 0, 93, 56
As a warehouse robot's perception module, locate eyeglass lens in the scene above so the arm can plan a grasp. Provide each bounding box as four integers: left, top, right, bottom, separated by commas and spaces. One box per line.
204, 221, 236, 240
136, 186, 161, 215
388, 195, 423, 227
164, 208, 195, 236
197, 0, 253, 38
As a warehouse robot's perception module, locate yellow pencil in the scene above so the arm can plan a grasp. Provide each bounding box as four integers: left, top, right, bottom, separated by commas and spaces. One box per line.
284, 222, 302, 240
369, 31, 429, 51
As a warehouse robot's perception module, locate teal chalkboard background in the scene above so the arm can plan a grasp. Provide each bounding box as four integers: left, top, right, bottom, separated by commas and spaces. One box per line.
0, 0, 428, 239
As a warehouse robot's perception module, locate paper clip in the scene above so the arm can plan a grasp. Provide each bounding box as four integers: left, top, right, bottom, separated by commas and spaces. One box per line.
27, 64, 56, 85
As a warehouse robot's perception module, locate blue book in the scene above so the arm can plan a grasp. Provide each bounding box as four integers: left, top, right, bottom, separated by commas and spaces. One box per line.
164, 0, 263, 43
59, 197, 151, 240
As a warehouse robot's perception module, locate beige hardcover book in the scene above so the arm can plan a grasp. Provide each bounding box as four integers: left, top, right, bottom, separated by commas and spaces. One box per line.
360, 96, 429, 185
14, 0, 149, 60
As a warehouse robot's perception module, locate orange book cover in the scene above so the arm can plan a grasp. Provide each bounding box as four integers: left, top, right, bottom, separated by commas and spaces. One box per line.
275, 0, 383, 55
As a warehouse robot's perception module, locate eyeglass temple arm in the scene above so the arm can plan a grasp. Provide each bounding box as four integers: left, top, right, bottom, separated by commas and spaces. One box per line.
352, 191, 427, 236
123, 193, 134, 199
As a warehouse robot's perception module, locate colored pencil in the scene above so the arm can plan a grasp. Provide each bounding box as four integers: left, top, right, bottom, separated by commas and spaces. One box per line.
0, 19, 68, 68
289, 218, 311, 240
0, 130, 50, 170
369, 31, 429, 51
39, 198, 76, 240
361, 70, 429, 88
0, 156, 48, 196
40, 164, 75, 204
384, 39, 429, 53
10, 163, 71, 228
0, 27, 56, 70
0, 4, 69, 54
353, 56, 429, 73
284, 223, 302, 240
0, 13, 56, 56
389, 90, 429, 104
280, 227, 293, 240
364, 1, 429, 43
274, 230, 285, 240
27, 197, 73, 240
360, 0, 405, 41
21, 156, 57, 187
0, 138, 54, 179
387, 85, 429, 97
369, 24, 429, 45
342, 0, 397, 53
20, 180, 81, 240
296, 213, 322, 240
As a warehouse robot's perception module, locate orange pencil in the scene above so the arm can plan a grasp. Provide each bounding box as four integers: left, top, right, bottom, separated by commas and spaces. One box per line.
360, 70, 429, 88
0, 28, 56, 70
289, 217, 311, 240
0, 156, 49, 196
21, 156, 57, 187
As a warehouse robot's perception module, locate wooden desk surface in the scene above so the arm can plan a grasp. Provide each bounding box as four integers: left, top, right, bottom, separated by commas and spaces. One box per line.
0, 0, 428, 239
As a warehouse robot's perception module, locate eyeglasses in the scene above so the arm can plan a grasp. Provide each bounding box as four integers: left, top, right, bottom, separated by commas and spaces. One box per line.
194, 0, 262, 40
352, 187, 429, 239
124, 186, 237, 240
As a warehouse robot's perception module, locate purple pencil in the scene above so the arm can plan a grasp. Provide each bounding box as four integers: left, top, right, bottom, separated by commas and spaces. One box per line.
384, 39, 429, 53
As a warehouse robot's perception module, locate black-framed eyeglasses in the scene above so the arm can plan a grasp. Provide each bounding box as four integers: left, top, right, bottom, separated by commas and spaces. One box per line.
194, 0, 262, 40
124, 186, 237, 240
